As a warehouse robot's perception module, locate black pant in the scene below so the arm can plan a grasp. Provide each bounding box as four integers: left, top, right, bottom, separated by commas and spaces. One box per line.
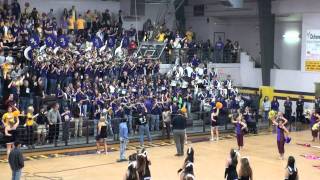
48, 124, 59, 144
296, 109, 303, 122
26, 126, 34, 145
62, 121, 70, 143
33, 96, 42, 113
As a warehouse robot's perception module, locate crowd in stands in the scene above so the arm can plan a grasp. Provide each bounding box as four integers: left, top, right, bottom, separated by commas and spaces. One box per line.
0, 0, 251, 150
0, 1, 315, 153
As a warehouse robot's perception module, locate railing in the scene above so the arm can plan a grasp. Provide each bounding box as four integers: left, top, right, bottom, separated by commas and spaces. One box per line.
161, 48, 241, 64
0, 107, 307, 154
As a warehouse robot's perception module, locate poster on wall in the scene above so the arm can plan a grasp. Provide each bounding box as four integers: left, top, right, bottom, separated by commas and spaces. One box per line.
305, 29, 320, 72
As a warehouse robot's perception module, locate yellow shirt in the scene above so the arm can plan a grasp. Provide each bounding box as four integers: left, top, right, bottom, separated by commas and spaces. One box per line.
68, 18, 75, 30
2, 112, 15, 127
2, 63, 11, 75
26, 113, 34, 126
76, 18, 85, 30
157, 33, 165, 42
186, 31, 193, 42
312, 123, 319, 131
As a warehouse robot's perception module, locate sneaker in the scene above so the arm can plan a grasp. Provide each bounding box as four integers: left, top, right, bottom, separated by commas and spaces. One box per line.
97, 151, 101, 154
117, 159, 128, 162
210, 138, 214, 141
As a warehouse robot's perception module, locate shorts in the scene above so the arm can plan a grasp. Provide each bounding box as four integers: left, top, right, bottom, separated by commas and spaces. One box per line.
37, 125, 47, 134
312, 130, 318, 138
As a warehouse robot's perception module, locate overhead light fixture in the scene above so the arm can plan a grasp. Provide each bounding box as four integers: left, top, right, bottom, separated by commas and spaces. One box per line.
283, 31, 300, 43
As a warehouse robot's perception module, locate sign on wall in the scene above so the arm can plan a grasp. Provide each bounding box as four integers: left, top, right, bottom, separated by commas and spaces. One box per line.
304, 29, 320, 72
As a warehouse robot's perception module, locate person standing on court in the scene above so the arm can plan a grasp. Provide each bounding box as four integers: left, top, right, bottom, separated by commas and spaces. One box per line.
284, 97, 293, 130
172, 110, 187, 156
118, 117, 129, 162
136, 111, 152, 147
9, 141, 24, 180
296, 96, 304, 122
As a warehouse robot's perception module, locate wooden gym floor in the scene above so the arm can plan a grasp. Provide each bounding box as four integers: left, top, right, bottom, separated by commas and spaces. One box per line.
0, 130, 319, 180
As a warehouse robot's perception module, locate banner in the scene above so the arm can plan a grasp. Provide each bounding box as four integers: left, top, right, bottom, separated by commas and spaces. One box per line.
57, 35, 69, 48
304, 29, 320, 72
28, 34, 40, 49
45, 34, 56, 48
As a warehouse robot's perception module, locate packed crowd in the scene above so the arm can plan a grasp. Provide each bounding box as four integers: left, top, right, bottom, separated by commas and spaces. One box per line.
0, 1, 247, 150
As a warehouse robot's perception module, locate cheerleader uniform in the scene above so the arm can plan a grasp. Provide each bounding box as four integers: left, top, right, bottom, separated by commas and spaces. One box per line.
285, 166, 298, 180
96, 125, 107, 140
239, 176, 250, 180
236, 122, 244, 147
138, 160, 151, 180
311, 123, 319, 138
4, 129, 17, 144
211, 109, 218, 127
225, 163, 238, 180
310, 115, 318, 138
277, 125, 285, 154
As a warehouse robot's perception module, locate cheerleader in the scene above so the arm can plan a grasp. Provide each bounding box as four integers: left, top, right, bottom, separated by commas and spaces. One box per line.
2, 106, 20, 159
137, 149, 151, 180
225, 149, 239, 180
285, 156, 299, 180
124, 161, 139, 180
178, 147, 195, 180
310, 112, 320, 142
96, 117, 108, 155
238, 157, 253, 180
311, 120, 320, 142
231, 113, 247, 150
210, 107, 220, 141
272, 117, 289, 160
24, 106, 38, 149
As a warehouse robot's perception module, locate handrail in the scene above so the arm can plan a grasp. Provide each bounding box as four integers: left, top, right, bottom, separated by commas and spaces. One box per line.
273, 62, 281, 69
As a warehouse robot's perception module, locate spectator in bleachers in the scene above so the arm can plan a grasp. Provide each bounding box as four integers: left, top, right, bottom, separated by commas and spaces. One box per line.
223, 39, 233, 63
0, 1, 248, 150
232, 41, 240, 63
185, 27, 194, 43
76, 14, 86, 37
11, 0, 21, 21
68, 15, 75, 34
214, 37, 224, 63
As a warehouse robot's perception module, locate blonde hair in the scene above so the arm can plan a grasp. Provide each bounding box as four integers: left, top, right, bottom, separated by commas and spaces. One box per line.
27, 106, 34, 113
